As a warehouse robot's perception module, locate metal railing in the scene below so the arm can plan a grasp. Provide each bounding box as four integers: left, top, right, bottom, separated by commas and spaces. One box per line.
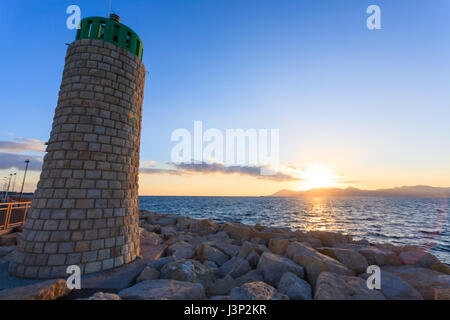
0, 202, 31, 230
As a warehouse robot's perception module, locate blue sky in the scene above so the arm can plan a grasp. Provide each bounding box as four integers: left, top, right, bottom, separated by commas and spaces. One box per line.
0, 0, 449, 195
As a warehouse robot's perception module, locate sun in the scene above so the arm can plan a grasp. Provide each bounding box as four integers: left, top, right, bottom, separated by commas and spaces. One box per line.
300, 164, 340, 190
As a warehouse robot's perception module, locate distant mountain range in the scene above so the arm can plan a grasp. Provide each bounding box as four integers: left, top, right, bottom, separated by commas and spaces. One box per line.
270, 186, 450, 198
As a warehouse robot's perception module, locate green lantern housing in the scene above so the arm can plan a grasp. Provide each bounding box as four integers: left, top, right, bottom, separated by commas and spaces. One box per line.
76, 14, 144, 60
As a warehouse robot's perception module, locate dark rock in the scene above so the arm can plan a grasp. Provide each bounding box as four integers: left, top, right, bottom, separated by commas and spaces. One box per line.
195, 243, 229, 266
257, 252, 304, 286
118, 279, 205, 300
314, 272, 386, 300
285, 242, 353, 287
219, 256, 251, 278
234, 270, 265, 286
160, 259, 218, 284
359, 271, 423, 300
318, 247, 368, 274
136, 266, 160, 283
277, 272, 312, 300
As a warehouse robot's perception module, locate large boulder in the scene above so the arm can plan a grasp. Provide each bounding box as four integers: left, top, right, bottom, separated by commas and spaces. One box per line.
174, 215, 191, 228
358, 247, 401, 266
206, 275, 236, 297
246, 250, 260, 269
140, 231, 162, 246
293, 232, 323, 248
229, 281, 289, 300
431, 262, 450, 275
382, 266, 450, 300
250, 237, 266, 245
285, 242, 354, 287
318, 247, 369, 274
257, 252, 304, 286
277, 272, 312, 300
238, 241, 256, 259
160, 259, 218, 284
314, 272, 386, 300
168, 241, 195, 260
160, 226, 177, 239
0, 279, 71, 300
359, 271, 423, 300
195, 243, 229, 266
147, 256, 175, 271
139, 242, 167, 262
376, 243, 403, 254
238, 241, 269, 259
214, 242, 240, 257
219, 256, 251, 278
141, 223, 161, 234
118, 279, 205, 300
307, 231, 352, 247
222, 222, 287, 243
189, 219, 219, 236
268, 239, 291, 256
205, 231, 230, 242
398, 246, 441, 268
81, 258, 147, 291
302, 237, 323, 249
136, 266, 160, 283
223, 222, 257, 241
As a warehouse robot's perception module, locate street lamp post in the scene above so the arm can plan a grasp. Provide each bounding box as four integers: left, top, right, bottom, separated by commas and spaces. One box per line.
11, 173, 17, 194
4, 174, 12, 202
19, 160, 30, 202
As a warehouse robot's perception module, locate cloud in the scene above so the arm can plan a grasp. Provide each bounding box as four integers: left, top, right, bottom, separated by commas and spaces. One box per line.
140, 162, 298, 181
139, 167, 183, 175
141, 160, 157, 168
0, 138, 46, 153
0, 153, 43, 171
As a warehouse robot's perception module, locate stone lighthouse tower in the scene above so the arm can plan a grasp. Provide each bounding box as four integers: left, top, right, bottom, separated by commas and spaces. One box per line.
9, 14, 146, 279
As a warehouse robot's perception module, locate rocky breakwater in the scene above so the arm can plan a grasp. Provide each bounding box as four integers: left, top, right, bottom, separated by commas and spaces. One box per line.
117, 210, 450, 300
0, 210, 449, 300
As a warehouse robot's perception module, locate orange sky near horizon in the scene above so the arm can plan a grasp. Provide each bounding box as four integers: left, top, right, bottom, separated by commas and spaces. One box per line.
137, 164, 450, 196
2, 164, 449, 196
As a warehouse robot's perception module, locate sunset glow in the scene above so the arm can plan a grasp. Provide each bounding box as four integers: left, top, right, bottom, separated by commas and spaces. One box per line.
300, 165, 341, 191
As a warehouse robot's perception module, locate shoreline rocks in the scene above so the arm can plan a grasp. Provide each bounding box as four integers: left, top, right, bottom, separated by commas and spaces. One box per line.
382, 266, 450, 300
0, 209, 448, 300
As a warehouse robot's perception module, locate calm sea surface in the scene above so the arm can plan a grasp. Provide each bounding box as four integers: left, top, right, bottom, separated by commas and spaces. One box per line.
139, 196, 450, 264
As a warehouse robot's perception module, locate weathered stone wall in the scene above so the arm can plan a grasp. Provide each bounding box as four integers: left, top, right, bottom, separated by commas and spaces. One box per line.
9, 39, 146, 279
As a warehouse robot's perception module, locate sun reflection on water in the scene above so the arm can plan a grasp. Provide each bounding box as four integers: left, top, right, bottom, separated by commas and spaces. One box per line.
291, 196, 340, 233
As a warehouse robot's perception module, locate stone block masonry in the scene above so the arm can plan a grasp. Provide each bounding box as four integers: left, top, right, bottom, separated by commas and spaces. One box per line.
9, 38, 146, 279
